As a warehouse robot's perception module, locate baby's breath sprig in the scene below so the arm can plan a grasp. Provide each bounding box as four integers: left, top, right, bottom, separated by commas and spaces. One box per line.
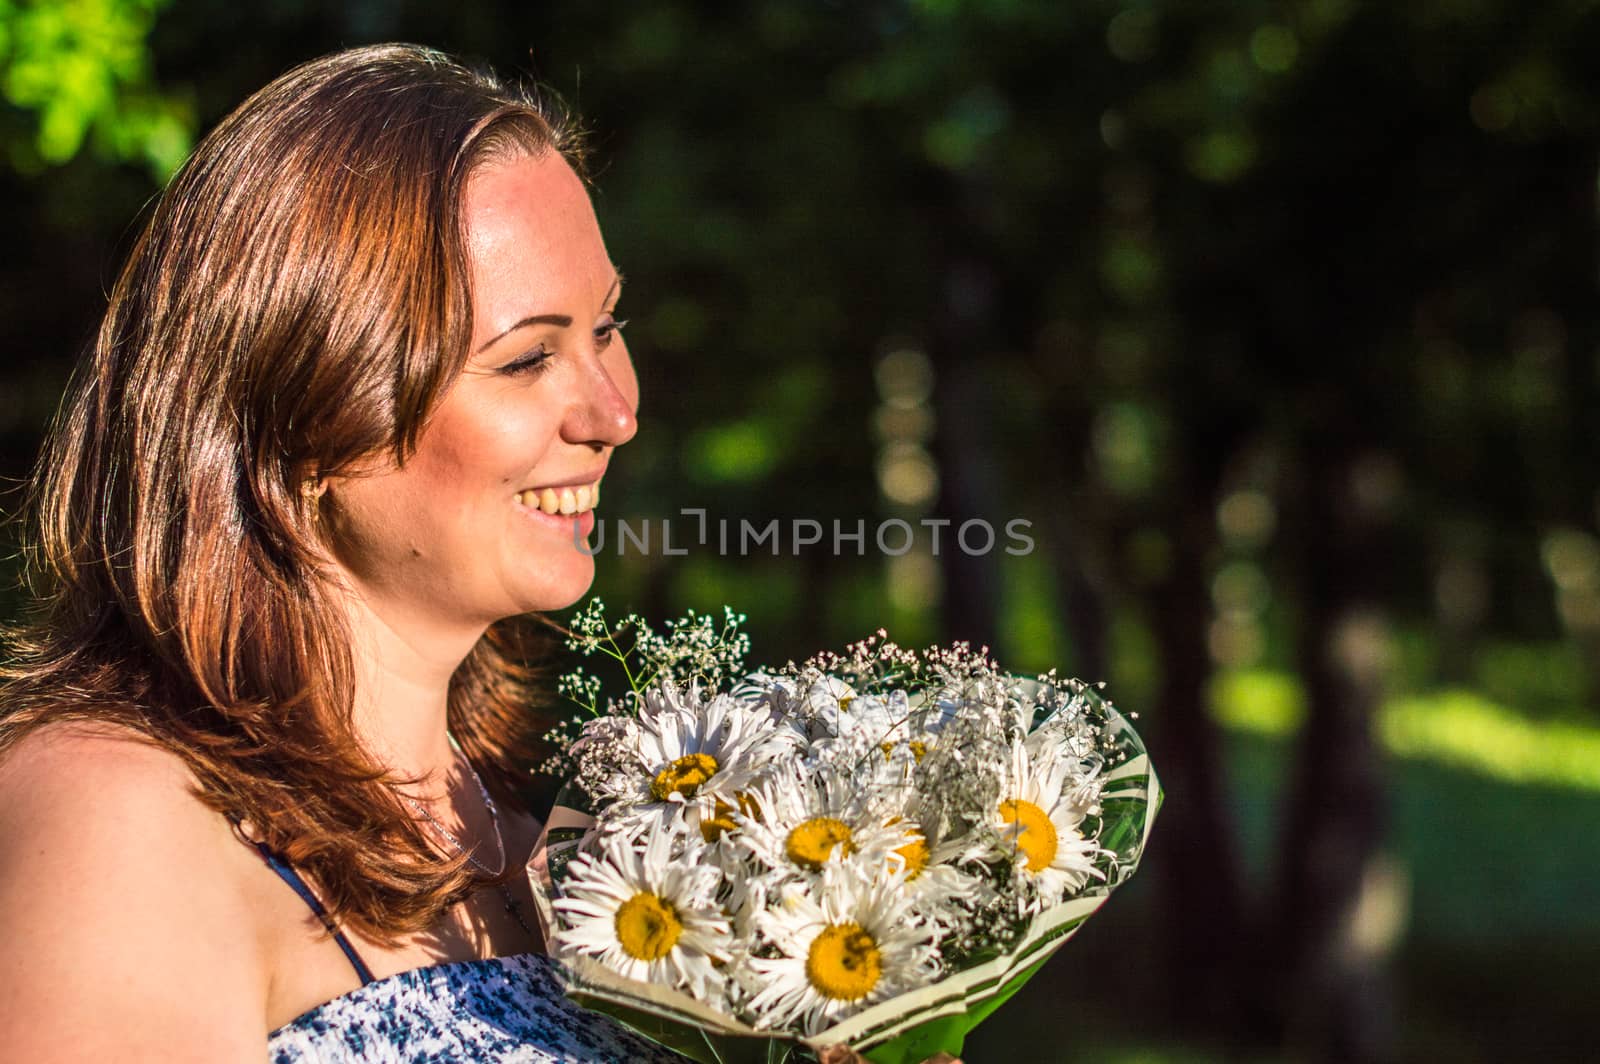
558, 598, 651, 716
536, 717, 586, 779
938, 858, 1034, 969
789, 631, 1010, 704
632, 605, 752, 694
542, 600, 754, 773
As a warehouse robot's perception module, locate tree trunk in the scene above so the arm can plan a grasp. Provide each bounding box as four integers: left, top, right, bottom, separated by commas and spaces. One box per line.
1269, 438, 1395, 1062
1145, 495, 1251, 1035
929, 346, 1002, 651
927, 172, 1004, 651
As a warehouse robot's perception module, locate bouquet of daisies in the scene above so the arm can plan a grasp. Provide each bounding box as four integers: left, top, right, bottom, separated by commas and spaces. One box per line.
529, 603, 1160, 1064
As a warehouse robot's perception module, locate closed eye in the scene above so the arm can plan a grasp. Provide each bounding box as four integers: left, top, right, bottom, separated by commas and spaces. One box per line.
596, 317, 629, 349
501, 346, 554, 377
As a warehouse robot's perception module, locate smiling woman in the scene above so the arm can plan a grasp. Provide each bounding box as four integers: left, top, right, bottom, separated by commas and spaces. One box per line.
0, 44, 680, 1062
328, 151, 636, 636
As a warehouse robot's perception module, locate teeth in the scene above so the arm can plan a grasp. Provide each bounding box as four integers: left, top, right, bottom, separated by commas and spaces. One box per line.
518, 480, 603, 516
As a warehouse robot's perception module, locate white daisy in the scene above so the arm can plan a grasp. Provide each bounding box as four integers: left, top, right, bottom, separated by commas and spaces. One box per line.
552, 825, 732, 1002
683, 788, 780, 940
728, 670, 800, 710
750, 671, 861, 745
990, 737, 1104, 909
879, 814, 994, 917
617, 679, 794, 828
728, 764, 906, 882
741, 861, 941, 1035
724, 675, 815, 761
832, 689, 920, 753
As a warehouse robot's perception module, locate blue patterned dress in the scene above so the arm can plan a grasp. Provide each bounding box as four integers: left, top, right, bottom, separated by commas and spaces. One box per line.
267, 953, 687, 1063
251, 840, 686, 1062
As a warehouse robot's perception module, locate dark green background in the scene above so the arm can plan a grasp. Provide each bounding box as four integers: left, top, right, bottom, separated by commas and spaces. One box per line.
4, 2, 1598, 1060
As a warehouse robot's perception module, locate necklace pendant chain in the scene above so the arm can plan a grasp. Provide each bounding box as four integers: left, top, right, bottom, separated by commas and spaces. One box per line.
399, 734, 534, 937
401, 737, 508, 877
501, 886, 534, 936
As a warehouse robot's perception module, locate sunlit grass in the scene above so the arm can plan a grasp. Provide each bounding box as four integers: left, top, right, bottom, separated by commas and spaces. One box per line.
1209, 669, 1600, 791
1382, 691, 1600, 790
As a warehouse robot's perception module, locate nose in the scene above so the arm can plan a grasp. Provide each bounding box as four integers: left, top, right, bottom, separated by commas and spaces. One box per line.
563, 342, 638, 451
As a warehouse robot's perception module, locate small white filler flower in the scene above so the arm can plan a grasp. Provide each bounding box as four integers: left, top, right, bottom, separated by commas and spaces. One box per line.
552, 826, 732, 1003
743, 861, 941, 1035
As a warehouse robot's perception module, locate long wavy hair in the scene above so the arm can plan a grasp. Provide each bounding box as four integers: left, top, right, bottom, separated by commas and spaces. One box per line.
0, 44, 583, 942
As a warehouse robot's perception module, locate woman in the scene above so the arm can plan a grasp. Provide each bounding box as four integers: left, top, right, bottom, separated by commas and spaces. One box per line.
0, 43, 683, 1061
0, 44, 956, 1064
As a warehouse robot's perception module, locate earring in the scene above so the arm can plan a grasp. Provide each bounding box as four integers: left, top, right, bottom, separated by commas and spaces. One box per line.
301, 472, 327, 512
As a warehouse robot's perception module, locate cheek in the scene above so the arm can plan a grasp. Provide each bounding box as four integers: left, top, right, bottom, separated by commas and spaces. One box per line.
415, 391, 556, 493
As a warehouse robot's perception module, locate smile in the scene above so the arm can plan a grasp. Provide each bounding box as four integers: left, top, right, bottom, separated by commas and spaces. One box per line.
515, 480, 601, 516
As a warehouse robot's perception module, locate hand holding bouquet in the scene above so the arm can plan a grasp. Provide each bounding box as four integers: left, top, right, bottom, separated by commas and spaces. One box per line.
530, 604, 1159, 1063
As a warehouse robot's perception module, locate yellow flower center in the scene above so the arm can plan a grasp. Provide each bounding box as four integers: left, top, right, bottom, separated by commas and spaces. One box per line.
613, 892, 683, 961
998, 798, 1058, 873
650, 752, 718, 801
837, 694, 855, 712
785, 817, 854, 870
892, 830, 930, 879
699, 791, 760, 842
805, 923, 882, 1001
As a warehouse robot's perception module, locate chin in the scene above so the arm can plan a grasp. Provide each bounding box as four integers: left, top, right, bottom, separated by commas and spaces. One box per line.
508, 554, 596, 616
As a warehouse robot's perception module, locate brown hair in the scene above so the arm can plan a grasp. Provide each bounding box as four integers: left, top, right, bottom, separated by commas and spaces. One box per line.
0, 44, 582, 940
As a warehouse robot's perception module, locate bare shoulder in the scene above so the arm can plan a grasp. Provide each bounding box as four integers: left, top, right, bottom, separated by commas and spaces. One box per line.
0, 722, 265, 1060
2, 718, 193, 797
0, 721, 234, 864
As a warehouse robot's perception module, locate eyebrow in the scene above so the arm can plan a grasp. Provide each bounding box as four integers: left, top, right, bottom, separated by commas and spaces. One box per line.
475, 272, 625, 354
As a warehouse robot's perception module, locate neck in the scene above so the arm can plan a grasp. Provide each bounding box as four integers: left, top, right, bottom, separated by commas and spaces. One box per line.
334, 580, 487, 787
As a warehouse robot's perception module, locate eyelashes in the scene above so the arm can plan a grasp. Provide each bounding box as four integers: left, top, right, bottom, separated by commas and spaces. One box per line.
499, 317, 628, 379
501, 346, 553, 378
596, 317, 628, 349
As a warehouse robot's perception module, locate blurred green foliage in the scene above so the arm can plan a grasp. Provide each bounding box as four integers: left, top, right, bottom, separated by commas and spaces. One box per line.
1, 0, 192, 179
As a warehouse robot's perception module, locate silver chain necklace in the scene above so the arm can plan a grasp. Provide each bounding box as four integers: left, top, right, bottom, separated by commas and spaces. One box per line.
400, 737, 533, 936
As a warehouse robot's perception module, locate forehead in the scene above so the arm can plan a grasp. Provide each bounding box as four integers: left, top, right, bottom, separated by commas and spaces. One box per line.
462, 151, 612, 309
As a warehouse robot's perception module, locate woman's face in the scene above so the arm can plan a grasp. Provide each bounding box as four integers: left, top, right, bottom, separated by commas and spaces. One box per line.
327, 150, 637, 633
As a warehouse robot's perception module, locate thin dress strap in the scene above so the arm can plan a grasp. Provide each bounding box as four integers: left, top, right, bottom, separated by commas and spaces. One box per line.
251, 840, 376, 986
